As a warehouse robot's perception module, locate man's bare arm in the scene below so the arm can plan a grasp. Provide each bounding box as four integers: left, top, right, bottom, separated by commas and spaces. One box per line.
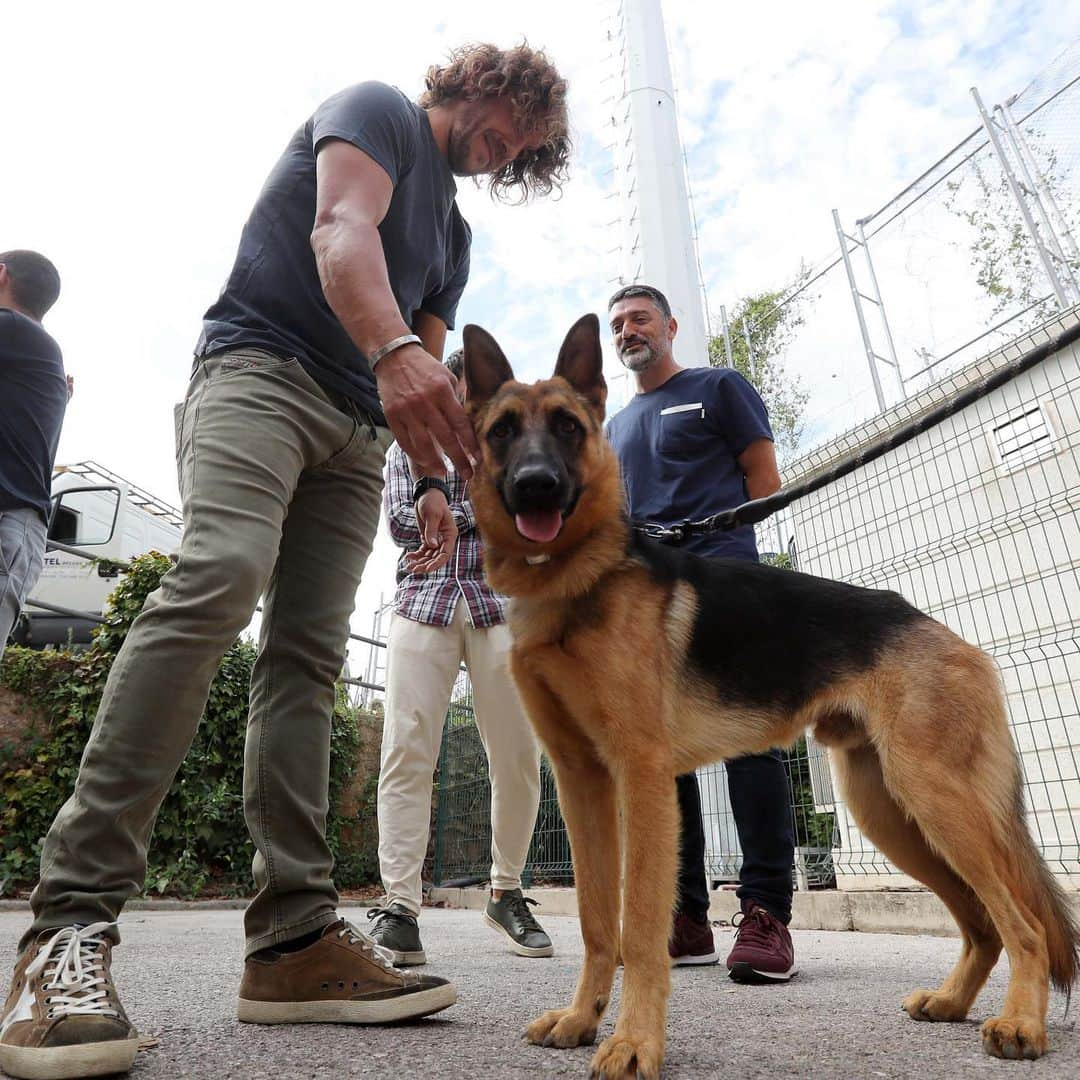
403, 308, 458, 573
738, 437, 782, 500
310, 139, 478, 477
412, 310, 448, 363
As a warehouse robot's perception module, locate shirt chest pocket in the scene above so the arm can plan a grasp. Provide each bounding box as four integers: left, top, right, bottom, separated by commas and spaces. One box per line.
657, 402, 708, 457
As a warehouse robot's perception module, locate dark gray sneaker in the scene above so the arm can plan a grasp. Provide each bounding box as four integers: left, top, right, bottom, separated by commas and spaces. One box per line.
365, 905, 426, 966
483, 890, 554, 958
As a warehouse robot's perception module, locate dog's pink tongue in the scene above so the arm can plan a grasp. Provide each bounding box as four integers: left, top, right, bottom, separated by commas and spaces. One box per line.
515, 510, 562, 544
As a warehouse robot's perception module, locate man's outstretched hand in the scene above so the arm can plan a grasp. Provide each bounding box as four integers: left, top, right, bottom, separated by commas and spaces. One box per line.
403, 488, 458, 574
376, 345, 478, 479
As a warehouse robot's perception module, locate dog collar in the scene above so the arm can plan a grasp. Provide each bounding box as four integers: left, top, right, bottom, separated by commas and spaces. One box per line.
525, 554, 551, 565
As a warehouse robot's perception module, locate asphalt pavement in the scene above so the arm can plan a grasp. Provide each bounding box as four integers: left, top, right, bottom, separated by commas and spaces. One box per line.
1, 906, 1077, 1078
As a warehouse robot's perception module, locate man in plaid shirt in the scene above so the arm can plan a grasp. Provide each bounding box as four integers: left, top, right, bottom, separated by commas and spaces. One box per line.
368, 350, 553, 965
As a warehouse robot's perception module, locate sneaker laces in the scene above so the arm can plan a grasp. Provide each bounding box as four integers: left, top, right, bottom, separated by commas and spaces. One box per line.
25, 922, 119, 1022
730, 906, 780, 951
503, 894, 543, 934
365, 906, 415, 930
337, 920, 400, 972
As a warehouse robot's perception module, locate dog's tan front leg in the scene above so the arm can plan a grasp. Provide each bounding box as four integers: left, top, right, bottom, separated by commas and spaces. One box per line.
512, 663, 621, 1050
589, 754, 677, 1080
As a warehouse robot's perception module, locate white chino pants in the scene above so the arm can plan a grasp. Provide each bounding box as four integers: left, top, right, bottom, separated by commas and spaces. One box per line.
377, 605, 541, 915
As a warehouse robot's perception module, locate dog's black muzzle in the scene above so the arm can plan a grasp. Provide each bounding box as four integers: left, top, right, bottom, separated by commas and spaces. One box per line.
501, 445, 580, 543
509, 462, 564, 510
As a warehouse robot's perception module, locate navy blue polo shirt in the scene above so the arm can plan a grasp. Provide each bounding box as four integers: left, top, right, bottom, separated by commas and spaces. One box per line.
197, 81, 472, 424
0, 308, 67, 523
606, 367, 773, 560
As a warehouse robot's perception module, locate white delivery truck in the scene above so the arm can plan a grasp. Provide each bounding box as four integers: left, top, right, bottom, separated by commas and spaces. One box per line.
20, 461, 183, 648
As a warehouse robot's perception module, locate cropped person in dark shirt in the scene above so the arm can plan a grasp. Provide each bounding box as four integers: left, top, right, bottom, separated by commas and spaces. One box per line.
1, 44, 570, 1080
0, 250, 66, 663
605, 284, 798, 986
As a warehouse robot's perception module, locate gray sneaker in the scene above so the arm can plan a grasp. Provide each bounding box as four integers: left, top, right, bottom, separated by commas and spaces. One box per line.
365, 905, 426, 966
0, 923, 140, 1080
484, 890, 554, 958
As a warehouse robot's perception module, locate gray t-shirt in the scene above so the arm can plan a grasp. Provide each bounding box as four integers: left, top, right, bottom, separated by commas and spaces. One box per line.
197, 82, 472, 423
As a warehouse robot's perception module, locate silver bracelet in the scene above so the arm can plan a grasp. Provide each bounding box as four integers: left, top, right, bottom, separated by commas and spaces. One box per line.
369, 333, 422, 369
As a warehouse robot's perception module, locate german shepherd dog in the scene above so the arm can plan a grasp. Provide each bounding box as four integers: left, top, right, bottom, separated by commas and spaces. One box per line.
461, 314, 1079, 1078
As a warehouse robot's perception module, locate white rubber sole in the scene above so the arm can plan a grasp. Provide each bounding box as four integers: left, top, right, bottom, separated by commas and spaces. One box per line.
483, 913, 554, 957
727, 961, 798, 983
0, 1037, 139, 1080
671, 949, 720, 967
381, 947, 426, 967
236, 982, 457, 1025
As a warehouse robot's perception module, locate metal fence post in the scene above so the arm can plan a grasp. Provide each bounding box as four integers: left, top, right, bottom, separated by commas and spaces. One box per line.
719, 304, 734, 367
834, 209, 887, 412
972, 86, 1073, 308
857, 221, 905, 400
432, 721, 451, 886
741, 314, 756, 381
998, 98, 1080, 301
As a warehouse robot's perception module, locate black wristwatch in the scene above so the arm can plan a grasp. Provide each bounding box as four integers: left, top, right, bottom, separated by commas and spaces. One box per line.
412, 476, 451, 504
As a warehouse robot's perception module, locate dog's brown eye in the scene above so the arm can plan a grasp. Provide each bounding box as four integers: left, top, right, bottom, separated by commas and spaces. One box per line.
556, 414, 580, 436
490, 420, 512, 440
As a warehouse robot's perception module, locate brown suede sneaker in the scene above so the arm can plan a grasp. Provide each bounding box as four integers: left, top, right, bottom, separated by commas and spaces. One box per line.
237, 919, 457, 1025
0, 923, 139, 1080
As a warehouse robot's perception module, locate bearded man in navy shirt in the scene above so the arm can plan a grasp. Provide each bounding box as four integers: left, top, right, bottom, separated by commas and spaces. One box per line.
605, 284, 797, 984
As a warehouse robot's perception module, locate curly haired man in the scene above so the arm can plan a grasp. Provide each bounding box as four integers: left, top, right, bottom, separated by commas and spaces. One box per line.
0, 43, 569, 1080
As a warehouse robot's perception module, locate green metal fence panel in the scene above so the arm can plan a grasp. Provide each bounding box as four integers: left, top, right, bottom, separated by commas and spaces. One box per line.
433, 716, 836, 889
433, 713, 573, 885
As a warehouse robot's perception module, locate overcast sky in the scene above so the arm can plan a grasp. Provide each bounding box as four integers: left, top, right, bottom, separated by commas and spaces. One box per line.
6, 0, 1078, 667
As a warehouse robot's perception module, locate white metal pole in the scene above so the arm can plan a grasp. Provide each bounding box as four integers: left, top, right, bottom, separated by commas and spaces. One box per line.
834, 209, 887, 413
856, 221, 905, 400
998, 100, 1080, 302
616, 0, 709, 368
741, 315, 755, 381
720, 304, 734, 367
972, 87, 1069, 308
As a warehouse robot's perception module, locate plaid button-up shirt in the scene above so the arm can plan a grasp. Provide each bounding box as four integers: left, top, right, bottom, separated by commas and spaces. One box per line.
383, 442, 507, 628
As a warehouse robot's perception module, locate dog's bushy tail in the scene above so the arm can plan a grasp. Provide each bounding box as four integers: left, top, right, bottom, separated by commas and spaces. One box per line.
1006, 758, 1080, 999
972, 650, 1079, 1001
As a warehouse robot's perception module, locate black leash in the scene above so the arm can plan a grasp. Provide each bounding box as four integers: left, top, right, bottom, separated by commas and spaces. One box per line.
632, 317, 1080, 544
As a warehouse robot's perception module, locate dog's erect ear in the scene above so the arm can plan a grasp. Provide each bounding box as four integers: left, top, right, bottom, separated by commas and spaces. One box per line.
463, 325, 514, 407
554, 314, 607, 416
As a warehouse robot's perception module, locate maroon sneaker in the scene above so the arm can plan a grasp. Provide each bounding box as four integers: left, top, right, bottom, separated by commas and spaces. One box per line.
725, 901, 797, 983
668, 912, 719, 966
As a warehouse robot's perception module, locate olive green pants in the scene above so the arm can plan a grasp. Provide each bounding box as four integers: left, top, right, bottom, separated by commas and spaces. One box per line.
24, 349, 391, 957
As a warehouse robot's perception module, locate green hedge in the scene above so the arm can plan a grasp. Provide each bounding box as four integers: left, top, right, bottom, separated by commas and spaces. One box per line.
0, 553, 378, 898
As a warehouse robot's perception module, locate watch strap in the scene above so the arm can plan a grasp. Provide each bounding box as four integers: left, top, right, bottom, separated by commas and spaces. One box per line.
412, 476, 451, 504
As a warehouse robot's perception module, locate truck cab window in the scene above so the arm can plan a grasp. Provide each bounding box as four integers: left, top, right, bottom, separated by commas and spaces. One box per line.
48, 487, 120, 546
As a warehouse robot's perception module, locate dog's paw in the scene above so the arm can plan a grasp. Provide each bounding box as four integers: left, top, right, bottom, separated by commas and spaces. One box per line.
588, 1032, 663, 1080
525, 1007, 598, 1048
902, 988, 969, 1022
981, 1015, 1047, 1060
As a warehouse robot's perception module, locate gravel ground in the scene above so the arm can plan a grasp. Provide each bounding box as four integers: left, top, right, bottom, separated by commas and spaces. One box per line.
2, 906, 1077, 1078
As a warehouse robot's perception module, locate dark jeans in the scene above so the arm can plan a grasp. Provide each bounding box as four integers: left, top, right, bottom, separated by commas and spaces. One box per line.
676, 750, 795, 925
